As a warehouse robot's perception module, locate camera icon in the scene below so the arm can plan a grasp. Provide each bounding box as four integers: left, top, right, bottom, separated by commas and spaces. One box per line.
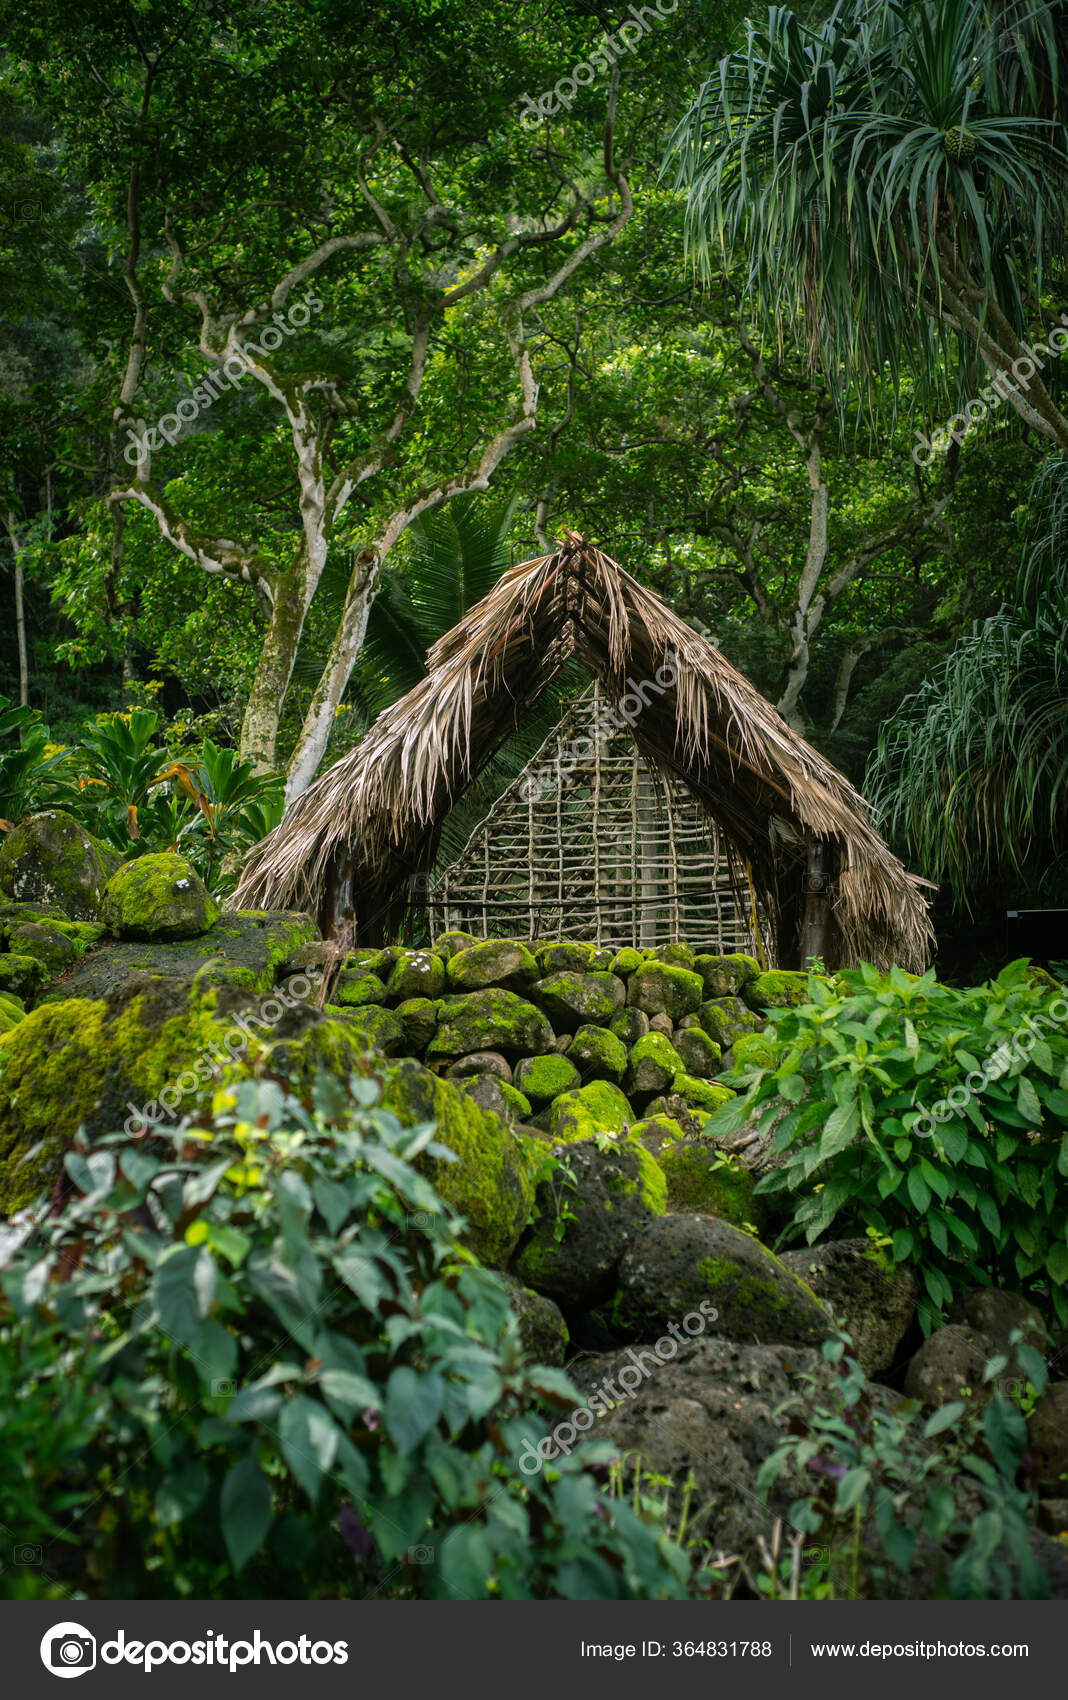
407, 1211, 433, 1231
998, 1379, 1024, 1398
803, 870, 831, 893
212, 1379, 237, 1396
802, 1545, 830, 1565
13, 1542, 42, 1564
407, 1544, 434, 1564
407, 872, 430, 899
14, 199, 41, 221
40, 1622, 97, 1679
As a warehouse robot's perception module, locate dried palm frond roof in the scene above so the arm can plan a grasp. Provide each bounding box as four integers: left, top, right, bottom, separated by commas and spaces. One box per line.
234, 534, 934, 969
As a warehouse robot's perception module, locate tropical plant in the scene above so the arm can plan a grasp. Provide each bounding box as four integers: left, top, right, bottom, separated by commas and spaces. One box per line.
669, 0, 1068, 443
866, 454, 1068, 909
757, 1330, 1052, 1599
0, 696, 73, 824
707, 960, 1068, 1330
0, 1070, 693, 1601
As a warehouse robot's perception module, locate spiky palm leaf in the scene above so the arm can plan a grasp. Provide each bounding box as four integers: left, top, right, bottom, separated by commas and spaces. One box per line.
866, 455, 1068, 908
669, 0, 1068, 424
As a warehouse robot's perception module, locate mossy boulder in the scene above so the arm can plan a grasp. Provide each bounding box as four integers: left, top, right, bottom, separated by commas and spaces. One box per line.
744, 970, 811, 1011
346, 946, 395, 978
338, 1003, 405, 1056
617, 1214, 830, 1346
514, 1052, 581, 1104
0, 954, 47, 999
659, 1143, 765, 1229
445, 1050, 513, 1083
672, 1074, 736, 1113
0, 810, 119, 920
698, 995, 763, 1048
453, 1073, 533, 1127
5, 919, 85, 979
695, 953, 761, 998
434, 930, 478, 959
609, 946, 643, 977
336, 970, 388, 1007
427, 989, 554, 1059
537, 942, 595, 974
651, 942, 696, 970
512, 1134, 666, 1307
567, 1023, 628, 1083
780, 1239, 918, 1376
625, 1031, 685, 1097
499, 1274, 569, 1365
0, 975, 365, 1216
672, 1026, 721, 1078
548, 1080, 633, 1142
610, 1007, 649, 1045
53, 909, 319, 1002
394, 996, 437, 1052
387, 948, 446, 1001
101, 854, 219, 940
446, 939, 538, 992
628, 1113, 687, 1156
375, 1058, 537, 1266
534, 970, 626, 1031
627, 961, 702, 1022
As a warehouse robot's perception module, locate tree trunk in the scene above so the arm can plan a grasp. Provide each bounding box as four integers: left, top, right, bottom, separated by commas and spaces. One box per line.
238, 553, 317, 772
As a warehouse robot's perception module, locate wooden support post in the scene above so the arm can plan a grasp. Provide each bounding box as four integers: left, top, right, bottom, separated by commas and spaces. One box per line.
801, 836, 829, 966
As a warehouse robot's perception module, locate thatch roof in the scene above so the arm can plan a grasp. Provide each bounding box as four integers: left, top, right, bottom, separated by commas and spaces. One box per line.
234, 534, 934, 969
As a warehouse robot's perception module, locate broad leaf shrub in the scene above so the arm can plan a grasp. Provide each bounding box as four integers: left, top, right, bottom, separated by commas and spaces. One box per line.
707, 961, 1068, 1331
757, 1329, 1052, 1600
0, 1072, 691, 1601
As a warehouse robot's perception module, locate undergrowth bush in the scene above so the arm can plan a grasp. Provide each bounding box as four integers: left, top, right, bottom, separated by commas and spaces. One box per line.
709, 960, 1068, 1330
0, 1072, 692, 1601
758, 1329, 1051, 1600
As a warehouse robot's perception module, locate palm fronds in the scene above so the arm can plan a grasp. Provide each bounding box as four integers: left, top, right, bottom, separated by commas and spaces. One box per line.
866, 455, 1068, 908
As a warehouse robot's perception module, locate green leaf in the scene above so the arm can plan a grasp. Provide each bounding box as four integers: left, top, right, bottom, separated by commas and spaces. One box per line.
820, 1099, 860, 1157
836, 1466, 871, 1511
438, 1525, 492, 1600
907, 1167, 931, 1211
891, 1227, 914, 1262
1017, 1075, 1043, 1124
154, 1244, 216, 1347
384, 1366, 444, 1455
155, 1460, 210, 1527
924, 1401, 966, 1438
1047, 1242, 1068, 1284
278, 1396, 340, 1501
982, 1396, 1027, 1477
220, 1453, 272, 1573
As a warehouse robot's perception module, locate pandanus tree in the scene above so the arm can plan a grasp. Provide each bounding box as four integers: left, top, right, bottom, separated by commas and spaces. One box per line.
865, 454, 1068, 910
668, 0, 1068, 447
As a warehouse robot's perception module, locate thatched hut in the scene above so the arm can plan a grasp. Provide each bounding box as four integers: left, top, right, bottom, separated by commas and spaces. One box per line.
234, 534, 933, 970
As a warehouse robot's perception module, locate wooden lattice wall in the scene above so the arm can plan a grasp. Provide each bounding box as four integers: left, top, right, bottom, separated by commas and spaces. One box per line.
429, 683, 773, 956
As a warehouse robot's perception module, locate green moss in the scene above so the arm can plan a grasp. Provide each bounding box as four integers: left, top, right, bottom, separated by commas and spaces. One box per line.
627, 961, 703, 1021
537, 942, 595, 974
608, 1133, 668, 1215
672, 1073, 736, 1112
629, 1113, 687, 1154
513, 1052, 581, 1104
0, 953, 49, 999
101, 854, 220, 940
497, 1079, 533, 1120
337, 1003, 405, 1056
660, 1144, 763, 1227
395, 996, 438, 1052
548, 1079, 633, 1142
652, 942, 696, 970
609, 947, 643, 976
567, 1023, 628, 1083
427, 988, 554, 1058
695, 953, 761, 997
0, 810, 117, 920
698, 1256, 788, 1314
698, 996, 763, 1047
336, 971, 388, 1007
388, 948, 446, 1000
744, 970, 811, 1010
534, 970, 625, 1029
376, 1059, 536, 1266
445, 940, 537, 992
